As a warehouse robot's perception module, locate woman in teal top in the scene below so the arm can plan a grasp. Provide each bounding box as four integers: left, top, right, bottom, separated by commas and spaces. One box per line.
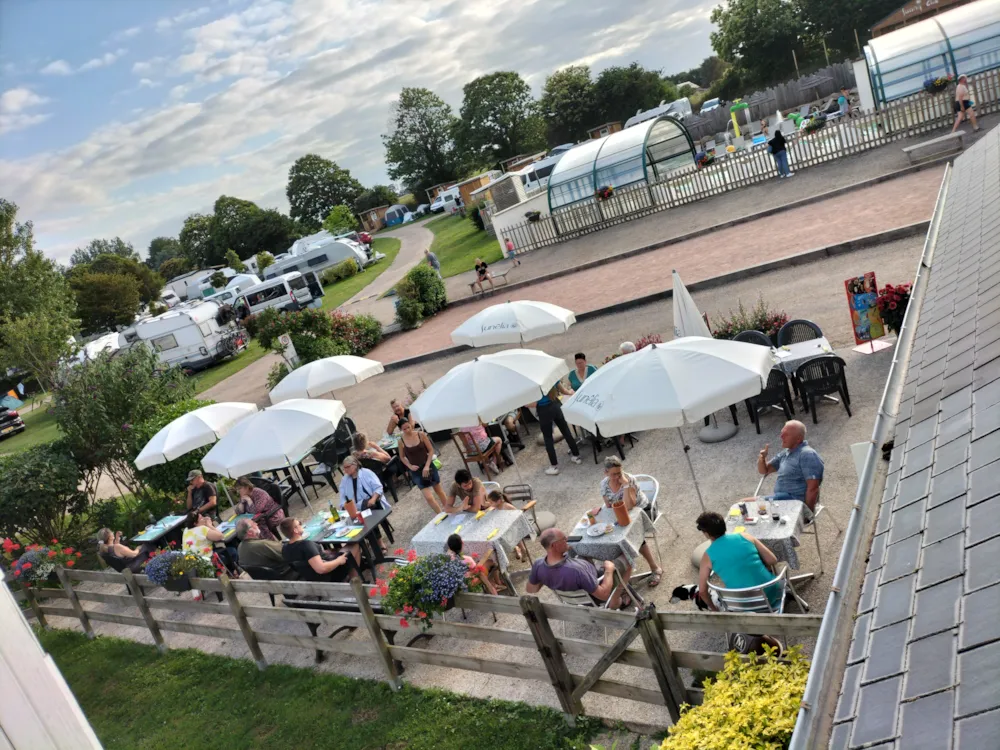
567, 352, 597, 391
696, 511, 781, 611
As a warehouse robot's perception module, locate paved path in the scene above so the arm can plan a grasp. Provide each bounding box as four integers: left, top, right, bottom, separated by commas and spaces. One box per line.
368, 167, 944, 363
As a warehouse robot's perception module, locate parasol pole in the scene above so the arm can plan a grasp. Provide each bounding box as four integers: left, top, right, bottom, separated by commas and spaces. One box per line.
677, 427, 707, 511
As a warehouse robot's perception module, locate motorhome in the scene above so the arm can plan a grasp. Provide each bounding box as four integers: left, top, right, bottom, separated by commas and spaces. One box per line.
514, 153, 564, 193
120, 301, 247, 372
264, 232, 370, 280
162, 269, 207, 301
235, 271, 324, 316
194, 267, 239, 298
205, 273, 261, 305
160, 289, 181, 308
430, 188, 460, 213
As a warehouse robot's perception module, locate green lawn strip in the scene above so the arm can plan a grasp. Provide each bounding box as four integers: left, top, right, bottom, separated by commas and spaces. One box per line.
190, 340, 270, 395
39, 629, 602, 750
425, 214, 503, 278
0, 404, 63, 454
320, 236, 401, 311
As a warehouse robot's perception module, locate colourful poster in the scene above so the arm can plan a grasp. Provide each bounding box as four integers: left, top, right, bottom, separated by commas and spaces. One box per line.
844, 272, 885, 345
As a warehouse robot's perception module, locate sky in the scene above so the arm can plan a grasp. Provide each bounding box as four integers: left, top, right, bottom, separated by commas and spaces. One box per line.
0, 0, 715, 264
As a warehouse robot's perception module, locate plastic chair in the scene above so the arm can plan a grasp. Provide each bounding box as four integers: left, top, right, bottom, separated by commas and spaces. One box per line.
554, 586, 612, 643
733, 330, 773, 347
745, 369, 796, 434
776, 319, 823, 346
359, 457, 398, 504
795, 356, 851, 423
502, 484, 554, 542
799, 504, 841, 575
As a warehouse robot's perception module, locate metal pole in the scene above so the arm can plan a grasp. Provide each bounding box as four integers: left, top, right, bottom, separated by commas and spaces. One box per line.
822, 39, 830, 67
677, 427, 706, 511
854, 29, 862, 57
793, 50, 801, 79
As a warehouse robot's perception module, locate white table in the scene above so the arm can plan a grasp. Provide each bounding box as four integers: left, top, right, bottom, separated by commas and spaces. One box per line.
773, 337, 834, 376
725, 499, 806, 569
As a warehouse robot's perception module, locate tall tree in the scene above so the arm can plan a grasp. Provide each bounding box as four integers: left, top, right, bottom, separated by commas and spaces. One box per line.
592, 63, 678, 124
178, 213, 215, 267
157, 256, 190, 280
70, 254, 163, 305
353, 185, 399, 213
382, 87, 459, 197
70, 237, 139, 266
224, 249, 246, 273
322, 205, 359, 235
710, 0, 807, 85
146, 236, 182, 270
457, 72, 546, 164
540, 65, 597, 146
798, 0, 900, 58
70, 272, 141, 334
0, 199, 79, 390
285, 155, 364, 233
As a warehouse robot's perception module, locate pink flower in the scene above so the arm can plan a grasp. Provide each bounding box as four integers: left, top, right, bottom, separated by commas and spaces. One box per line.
399, 618, 410, 628
66, 560, 75, 567
418, 611, 427, 618
369, 588, 378, 596
406, 550, 417, 562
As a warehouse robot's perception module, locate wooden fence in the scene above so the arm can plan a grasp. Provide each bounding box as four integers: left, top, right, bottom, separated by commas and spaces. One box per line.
502, 67, 1000, 258
15, 568, 823, 723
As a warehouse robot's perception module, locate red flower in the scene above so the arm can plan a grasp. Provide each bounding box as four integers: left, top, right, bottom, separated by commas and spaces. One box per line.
63, 547, 74, 555
169, 541, 176, 547
51, 539, 58, 544
186, 540, 193, 546
406, 550, 417, 562
394, 548, 404, 556
22, 562, 32, 569
440, 597, 448, 607
47, 550, 57, 558
13, 569, 20, 577
399, 618, 410, 628
66, 560, 75, 567
75, 552, 82, 558
889, 302, 897, 309
388, 569, 398, 579
403, 604, 413, 613
418, 611, 427, 618
379, 585, 388, 596
369, 588, 378, 596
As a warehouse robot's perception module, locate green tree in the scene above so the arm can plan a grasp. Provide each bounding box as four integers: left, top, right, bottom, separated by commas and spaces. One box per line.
254, 251, 274, 274
286, 155, 364, 232
132, 398, 215, 494
323, 205, 359, 235
457, 72, 546, 164
178, 213, 215, 267
592, 63, 678, 124
382, 87, 459, 197
157, 256, 190, 280
710, 0, 807, 85
146, 236, 182, 270
0, 199, 79, 390
539, 65, 597, 146
224, 249, 246, 273
70, 272, 141, 334
209, 271, 227, 289
74, 254, 164, 304
70, 237, 139, 266
798, 0, 900, 58
668, 56, 729, 88
353, 185, 399, 213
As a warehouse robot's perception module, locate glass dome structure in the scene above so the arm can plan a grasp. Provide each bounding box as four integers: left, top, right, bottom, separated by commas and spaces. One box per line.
547, 116, 695, 211
865, 0, 1000, 104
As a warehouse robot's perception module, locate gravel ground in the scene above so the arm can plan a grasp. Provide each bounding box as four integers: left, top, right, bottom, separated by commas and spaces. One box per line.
46, 234, 924, 729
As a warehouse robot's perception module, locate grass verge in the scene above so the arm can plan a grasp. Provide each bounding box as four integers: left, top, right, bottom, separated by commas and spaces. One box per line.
321, 236, 401, 311
0, 404, 62, 454
425, 214, 503, 278
189, 340, 270, 394
38, 629, 602, 750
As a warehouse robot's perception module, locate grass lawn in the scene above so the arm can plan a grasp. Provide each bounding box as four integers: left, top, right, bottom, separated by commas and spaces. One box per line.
0, 403, 62, 454
39, 629, 602, 750
425, 213, 504, 278
320, 236, 401, 311
189, 339, 270, 394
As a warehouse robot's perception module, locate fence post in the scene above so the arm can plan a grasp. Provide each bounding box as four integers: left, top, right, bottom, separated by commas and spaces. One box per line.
219, 574, 267, 671
122, 568, 166, 655
350, 577, 401, 690
55, 567, 93, 639
22, 585, 47, 630
636, 605, 686, 723
519, 595, 583, 720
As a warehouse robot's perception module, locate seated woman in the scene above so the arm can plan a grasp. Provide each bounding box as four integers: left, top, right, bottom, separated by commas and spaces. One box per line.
352, 431, 405, 481
182, 515, 226, 601
473, 257, 494, 294
233, 476, 284, 540
696, 510, 783, 653
486, 490, 530, 561
446, 534, 497, 595
459, 423, 504, 475
593, 456, 663, 586
97, 528, 155, 573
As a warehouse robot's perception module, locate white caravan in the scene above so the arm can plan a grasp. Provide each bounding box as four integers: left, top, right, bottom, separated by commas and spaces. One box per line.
235, 271, 325, 316
205, 273, 261, 305
264, 231, 371, 280
119, 301, 247, 372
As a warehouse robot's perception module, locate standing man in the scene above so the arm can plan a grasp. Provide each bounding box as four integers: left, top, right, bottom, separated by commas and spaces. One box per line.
752, 420, 824, 512
424, 248, 442, 278
952, 74, 981, 133
185, 469, 218, 518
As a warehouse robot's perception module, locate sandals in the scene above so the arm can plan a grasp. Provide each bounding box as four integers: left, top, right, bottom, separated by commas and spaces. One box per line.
649, 569, 663, 587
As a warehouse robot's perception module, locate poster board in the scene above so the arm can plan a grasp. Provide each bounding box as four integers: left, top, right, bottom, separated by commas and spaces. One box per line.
844, 272, 885, 345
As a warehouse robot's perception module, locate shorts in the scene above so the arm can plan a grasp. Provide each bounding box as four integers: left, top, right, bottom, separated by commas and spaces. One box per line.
409, 465, 440, 489
954, 100, 974, 113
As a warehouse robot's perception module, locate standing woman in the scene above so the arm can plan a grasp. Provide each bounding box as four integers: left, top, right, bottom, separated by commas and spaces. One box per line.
532, 382, 582, 476
768, 128, 793, 178
567, 352, 597, 391
398, 419, 447, 513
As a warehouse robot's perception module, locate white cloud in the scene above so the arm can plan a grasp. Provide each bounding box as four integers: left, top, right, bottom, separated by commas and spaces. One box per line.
40, 59, 73, 75
138, 78, 158, 88
116, 26, 142, 40
0, 87, 50, 135
157, 6, 211, 31
79, 49, 127, 72
132, 56, 165, 75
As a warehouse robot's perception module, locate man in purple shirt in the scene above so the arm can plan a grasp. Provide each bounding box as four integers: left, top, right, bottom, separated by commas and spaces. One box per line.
526, 528, 630, 609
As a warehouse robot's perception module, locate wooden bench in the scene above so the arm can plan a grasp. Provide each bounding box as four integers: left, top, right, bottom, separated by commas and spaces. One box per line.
468, 267, 513, 296
902, 131, 965, 164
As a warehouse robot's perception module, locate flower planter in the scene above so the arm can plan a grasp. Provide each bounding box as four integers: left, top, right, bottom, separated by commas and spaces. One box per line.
164, 572, 193, 592
923, 78, 951, 95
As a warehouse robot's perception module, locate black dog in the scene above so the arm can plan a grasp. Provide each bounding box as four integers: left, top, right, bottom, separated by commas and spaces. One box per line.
670, 583, 715, 610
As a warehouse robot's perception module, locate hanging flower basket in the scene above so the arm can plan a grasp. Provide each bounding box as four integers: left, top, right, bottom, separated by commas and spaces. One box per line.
595, 185, 614, 201
876, 282, 912, 335
524, 210, 541, 222
695, 151, 715, 169
923, 75, 953, 94
803, 114, 827, 134
378, 552, 486, 631
164, 572, 194, 592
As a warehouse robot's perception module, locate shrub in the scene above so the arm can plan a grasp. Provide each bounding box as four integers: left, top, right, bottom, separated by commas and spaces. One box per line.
253, 307, 331, 349
292, 334, 350, 363
711, 295, 788, 344
328, 310, 382, 355
395, 296, 424, 330
267, 361, 290, 390
661, 647, 809, 750
321, 258, 359, 286
131, 398, 216, 494
88, 492, 185, 539
469, 203, 485, 231
395, 264, 447, 330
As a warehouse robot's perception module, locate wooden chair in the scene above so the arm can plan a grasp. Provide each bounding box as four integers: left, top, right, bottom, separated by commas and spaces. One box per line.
795, 356, 851, 423
452, 431, 501, 480
745, 369, 796, 434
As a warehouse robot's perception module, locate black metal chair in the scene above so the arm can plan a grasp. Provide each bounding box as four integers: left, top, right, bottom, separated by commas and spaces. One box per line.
777, 319, 823, 346
733, 329, 774, 347
745, 369, 796, 434
702, 405, 740, 430
241, 564, 298, 606
795, 356, 851, 423
359, 457, 398, 504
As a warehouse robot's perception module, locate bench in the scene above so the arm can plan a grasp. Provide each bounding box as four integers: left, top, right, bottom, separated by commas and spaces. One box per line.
902, 131, 965, 164
468, 267, 513, 296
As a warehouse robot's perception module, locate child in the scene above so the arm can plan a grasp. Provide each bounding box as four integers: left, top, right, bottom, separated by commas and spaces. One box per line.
486, 490, 530, 562
504, 237, 521, 266
446, 534, 497, 595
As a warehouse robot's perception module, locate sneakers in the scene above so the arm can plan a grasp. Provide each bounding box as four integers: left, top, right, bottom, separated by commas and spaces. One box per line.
570, 455, 582, 465
786, 171, 795, 177
545, 466, 560, 476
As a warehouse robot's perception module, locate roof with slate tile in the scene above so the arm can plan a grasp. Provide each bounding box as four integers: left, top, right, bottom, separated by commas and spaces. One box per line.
829, 126, 1000, 749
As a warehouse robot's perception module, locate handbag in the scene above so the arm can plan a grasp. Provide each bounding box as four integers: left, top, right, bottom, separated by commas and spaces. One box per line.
431, 455, 443, 470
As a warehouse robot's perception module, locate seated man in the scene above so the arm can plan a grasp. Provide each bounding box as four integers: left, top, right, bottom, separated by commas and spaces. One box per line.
185, 469, 218, 519
525, 528, 632, 610
386, 398, 420, 434
752, 420, 824, 512
236, 519, 285, 568
445, 469, 487, 514
696, 511, 782, 653
278, 518, 360, 582
338, 456, 389, 512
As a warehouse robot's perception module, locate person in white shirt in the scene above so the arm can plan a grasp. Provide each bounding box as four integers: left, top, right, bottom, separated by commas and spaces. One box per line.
952, 74, 981, 133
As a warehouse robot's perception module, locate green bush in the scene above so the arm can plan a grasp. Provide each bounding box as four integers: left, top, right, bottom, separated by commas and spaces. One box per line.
266, 361, 290, 390
291, 334, 350, 363
253, 307, 331, 349
395, 297, 424, 329
329, 310, 382, 355
131, 398, 216, 494
470, 203, 485, 231
395, 264, 447, 330
711, 295, 788, 344
88, 491, 185, 540
321, 258, 359, 286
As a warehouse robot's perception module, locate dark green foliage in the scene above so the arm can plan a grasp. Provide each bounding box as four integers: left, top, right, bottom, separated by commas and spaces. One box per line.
395, 264, 447, 330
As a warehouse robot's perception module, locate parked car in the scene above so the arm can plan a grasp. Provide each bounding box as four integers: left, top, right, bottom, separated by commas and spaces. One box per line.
414, 203, 429, 217
700, 98, 722, 113
0, 405, 26, 441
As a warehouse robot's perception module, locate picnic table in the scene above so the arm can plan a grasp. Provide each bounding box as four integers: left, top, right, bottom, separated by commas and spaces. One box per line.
218, 514, 254, 544
411, 508, 534, 590
301, 508, 395, 580
773, 337, 834, 375
132, 514, 188, 544
725, 499, 808, 570
568, 506, 654, 566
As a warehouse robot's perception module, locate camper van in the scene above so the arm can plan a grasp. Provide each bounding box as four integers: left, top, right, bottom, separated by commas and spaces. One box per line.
430, 189, 461, 214
160, 290, 181, 308
236, 272, 324, 316
120, 301, 247, 373
205, 274, 261, 305
264, 233, 370, 280
194, 267, 239, 298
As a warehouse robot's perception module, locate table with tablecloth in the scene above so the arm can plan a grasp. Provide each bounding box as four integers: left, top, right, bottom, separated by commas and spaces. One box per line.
725, 499, 807, 570
773, 337, 834, 376
410, 508, 533, 575
567, 506, 654, 566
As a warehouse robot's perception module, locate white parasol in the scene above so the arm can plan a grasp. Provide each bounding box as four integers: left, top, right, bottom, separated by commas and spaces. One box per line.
450, 300, 576, 347
268, 355, 384, 403
134, 402, 258, 470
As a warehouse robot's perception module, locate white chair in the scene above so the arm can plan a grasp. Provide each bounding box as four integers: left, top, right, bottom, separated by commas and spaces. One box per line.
708, 567, 791, 651
800, 503, 840, 574
554, 584, 613, 643
482, 481, 501, 496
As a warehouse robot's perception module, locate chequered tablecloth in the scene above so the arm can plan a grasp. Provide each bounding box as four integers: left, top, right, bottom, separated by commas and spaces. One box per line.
774, 337, 834, 375
568, 506, 654, 565
725, 499, 807, 570
410, 509, 533, 572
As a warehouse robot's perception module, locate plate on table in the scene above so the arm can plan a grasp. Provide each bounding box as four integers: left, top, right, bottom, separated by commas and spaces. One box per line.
587, 523, 614, 537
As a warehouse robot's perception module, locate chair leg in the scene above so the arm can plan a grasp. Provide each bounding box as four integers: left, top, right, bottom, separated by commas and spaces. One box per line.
810, 395, 818, 424
729, 404, 739, 427
841, 387, 853, 417
813, 524, 824, 575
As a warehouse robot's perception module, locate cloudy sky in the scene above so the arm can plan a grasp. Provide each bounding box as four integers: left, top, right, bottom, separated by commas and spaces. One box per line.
0, 0, 715, 263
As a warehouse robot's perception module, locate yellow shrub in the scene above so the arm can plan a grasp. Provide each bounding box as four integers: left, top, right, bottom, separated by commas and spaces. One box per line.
661, 647, 809, 750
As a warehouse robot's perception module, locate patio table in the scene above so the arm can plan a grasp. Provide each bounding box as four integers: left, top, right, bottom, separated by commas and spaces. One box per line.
773, 337, 834, 376
132, 514, 188, 544
410, 508, 534, 589
725, 499, 807, 570
302, 508, 395, 580
568, 506, 654, 566
218, 513, 254, 544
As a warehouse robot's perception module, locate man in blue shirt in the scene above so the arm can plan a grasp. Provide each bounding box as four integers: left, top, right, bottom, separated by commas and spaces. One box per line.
756, 420, 824, 511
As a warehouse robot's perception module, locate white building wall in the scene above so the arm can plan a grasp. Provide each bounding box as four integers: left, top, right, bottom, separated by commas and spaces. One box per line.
489, 192, 550, 252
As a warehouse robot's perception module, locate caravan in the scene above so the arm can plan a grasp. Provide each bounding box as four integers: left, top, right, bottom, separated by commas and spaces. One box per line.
264, 231, 371, 280
236, 271, 325, 316
205, 273, 261, 306
120, 301, 247, 373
